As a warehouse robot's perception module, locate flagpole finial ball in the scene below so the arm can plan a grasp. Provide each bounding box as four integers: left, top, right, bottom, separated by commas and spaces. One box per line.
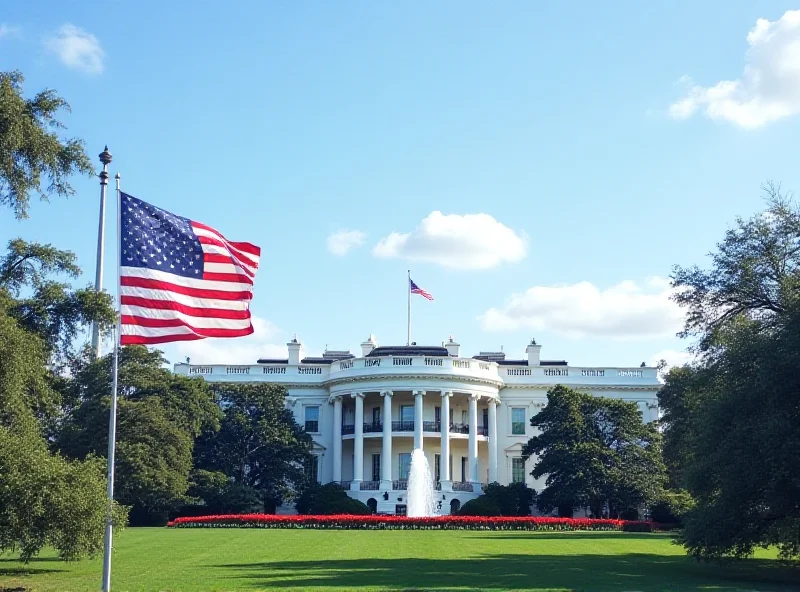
99, 146, 112, 165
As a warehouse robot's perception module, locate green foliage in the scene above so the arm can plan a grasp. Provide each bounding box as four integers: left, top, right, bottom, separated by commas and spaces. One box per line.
672, 182, 800, 349
665, 188, 800, 561
0, 311, 125, 561
295, 483, 371, 515
0, 239, 115, 365
483, 482, 535, 516
622, 522, 652, 532
194, 383, 313, 510
179, 470, 263, 516
649, 490, 694, 525
0, 70, 94, 219
58, 346, 220, 526
524, 385, 666, 518
457, 496, 501, 517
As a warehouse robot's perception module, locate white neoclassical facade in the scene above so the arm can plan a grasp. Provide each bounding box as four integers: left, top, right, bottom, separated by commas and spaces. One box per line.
173, 337, 660, 515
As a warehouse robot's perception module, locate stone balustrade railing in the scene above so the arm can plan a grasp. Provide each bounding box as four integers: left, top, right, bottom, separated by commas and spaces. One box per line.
174, 358, 659, 386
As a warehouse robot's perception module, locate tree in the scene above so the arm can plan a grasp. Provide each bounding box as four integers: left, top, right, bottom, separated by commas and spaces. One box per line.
665, 188, 800, 561
0, 310, 126, 561
523, 385, 666, 518
0, 70, 93, 219
672, 182, 800, 350
0, 239, 115, 366
193, 383, 313, 512
58, 346, 220, 525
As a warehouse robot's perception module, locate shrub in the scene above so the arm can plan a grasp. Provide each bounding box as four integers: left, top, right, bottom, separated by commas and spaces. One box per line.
483, 482, 535, 516
649, 490, 694, 525
619, 508, 640, 521
295, 483, 370, 515
458, 496, 501, 516
622, 521, 652, 532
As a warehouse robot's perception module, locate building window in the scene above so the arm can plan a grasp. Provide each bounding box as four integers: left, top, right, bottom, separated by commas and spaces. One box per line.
372, 453, 381, 481
372, 407, 381, 425
461, 456, 467, 482
511, 407, 526, 435
399, 453, 411, 480
483, 408, 489, 434
305, 455, 319, 483
512, 457, 526, 483
462, 410, 468, 424
304, 405, 320, 433
400, 405, 414, 430
434, 454, 441, 482
434, 406, 441, 429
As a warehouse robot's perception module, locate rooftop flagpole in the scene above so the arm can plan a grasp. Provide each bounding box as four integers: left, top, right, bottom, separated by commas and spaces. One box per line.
101, 172, 122, 592
407, 270, 411, 346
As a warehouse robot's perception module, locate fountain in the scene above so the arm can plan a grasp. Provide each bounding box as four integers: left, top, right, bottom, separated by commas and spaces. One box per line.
406, 448, 437, 517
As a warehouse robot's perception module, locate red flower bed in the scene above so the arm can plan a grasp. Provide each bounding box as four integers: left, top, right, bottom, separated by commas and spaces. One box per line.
167, 514, 650, 531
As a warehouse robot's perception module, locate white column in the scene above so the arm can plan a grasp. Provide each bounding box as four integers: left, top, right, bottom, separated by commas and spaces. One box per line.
488, 399, 498, 483
381, 390, 393, 488
353, 392, 364, 485
413, 390, 424, 450
468, 393, 479, 484
440, 391, 452, 488
332, 396, 343, 482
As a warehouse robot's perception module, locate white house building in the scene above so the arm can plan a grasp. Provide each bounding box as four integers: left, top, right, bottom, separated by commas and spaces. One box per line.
173, 337, 660, 515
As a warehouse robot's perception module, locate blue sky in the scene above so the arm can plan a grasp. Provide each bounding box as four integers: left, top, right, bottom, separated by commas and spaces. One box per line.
3, 1, 800, 368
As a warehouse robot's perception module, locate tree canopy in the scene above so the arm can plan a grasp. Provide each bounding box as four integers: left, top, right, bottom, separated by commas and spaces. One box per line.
58, 347, 221, 526
524, 385, 665, 519
0, 71, 94, 219
662, 189, 800, 560
193, 383, 313, 513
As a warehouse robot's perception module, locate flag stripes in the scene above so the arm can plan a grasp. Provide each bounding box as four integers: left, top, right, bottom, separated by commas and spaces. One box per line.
119, 192, 261, 345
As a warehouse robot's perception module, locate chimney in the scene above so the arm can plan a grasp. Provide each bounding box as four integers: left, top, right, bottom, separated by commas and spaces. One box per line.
444, 335, 460, 357
361, 335, 377, 357
526, 338, 541, 366
287, 335, 303, 365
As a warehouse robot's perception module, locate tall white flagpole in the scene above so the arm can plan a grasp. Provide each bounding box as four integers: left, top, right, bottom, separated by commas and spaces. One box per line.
91, 146, 113, 358
407, 270, 411, 346
101, 172, 122, 592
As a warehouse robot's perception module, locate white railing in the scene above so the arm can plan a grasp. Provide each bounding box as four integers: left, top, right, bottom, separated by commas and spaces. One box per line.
500, 366, 658, 384
175, 359, 657, 385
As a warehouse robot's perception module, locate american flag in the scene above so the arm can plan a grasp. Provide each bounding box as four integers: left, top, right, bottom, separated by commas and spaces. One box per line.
119, 193, 261, 345
409, 278, 433, 301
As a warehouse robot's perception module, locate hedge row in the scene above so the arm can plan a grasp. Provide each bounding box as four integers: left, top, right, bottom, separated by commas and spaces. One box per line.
167, 514, 653, 531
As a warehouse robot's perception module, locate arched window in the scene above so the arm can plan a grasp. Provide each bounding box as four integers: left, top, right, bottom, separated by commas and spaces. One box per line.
450, 499, 461, 514
367, 498, 378, 514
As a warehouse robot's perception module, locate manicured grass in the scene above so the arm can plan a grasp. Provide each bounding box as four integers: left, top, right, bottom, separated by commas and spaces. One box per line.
1, 528, 797, 592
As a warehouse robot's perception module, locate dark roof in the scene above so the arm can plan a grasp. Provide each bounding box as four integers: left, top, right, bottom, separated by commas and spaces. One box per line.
367, 346, 449, 357
256, 358, 288, 364
495, 359, 568, 366
321, 351, 355, 361
300, 357, 335, 365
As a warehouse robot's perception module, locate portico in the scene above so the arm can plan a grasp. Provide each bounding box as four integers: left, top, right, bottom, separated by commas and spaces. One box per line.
331, 389, 499, 498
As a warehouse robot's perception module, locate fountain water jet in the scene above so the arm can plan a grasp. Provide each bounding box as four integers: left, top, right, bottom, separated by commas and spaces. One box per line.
406, 448, 437, 517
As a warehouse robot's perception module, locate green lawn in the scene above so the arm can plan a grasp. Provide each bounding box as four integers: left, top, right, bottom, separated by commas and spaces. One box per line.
1, 529, 797, 592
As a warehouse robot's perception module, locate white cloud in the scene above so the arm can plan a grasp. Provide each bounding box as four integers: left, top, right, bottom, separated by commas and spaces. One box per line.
648, 348, 693, 370
0, 24, 20, 38
479, 277, 684, 339
669, 10, 800, 128
165, 316, 287, 365
45, 24, 104, 75
327, 229, 366, 256
373, 211, 527, 270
